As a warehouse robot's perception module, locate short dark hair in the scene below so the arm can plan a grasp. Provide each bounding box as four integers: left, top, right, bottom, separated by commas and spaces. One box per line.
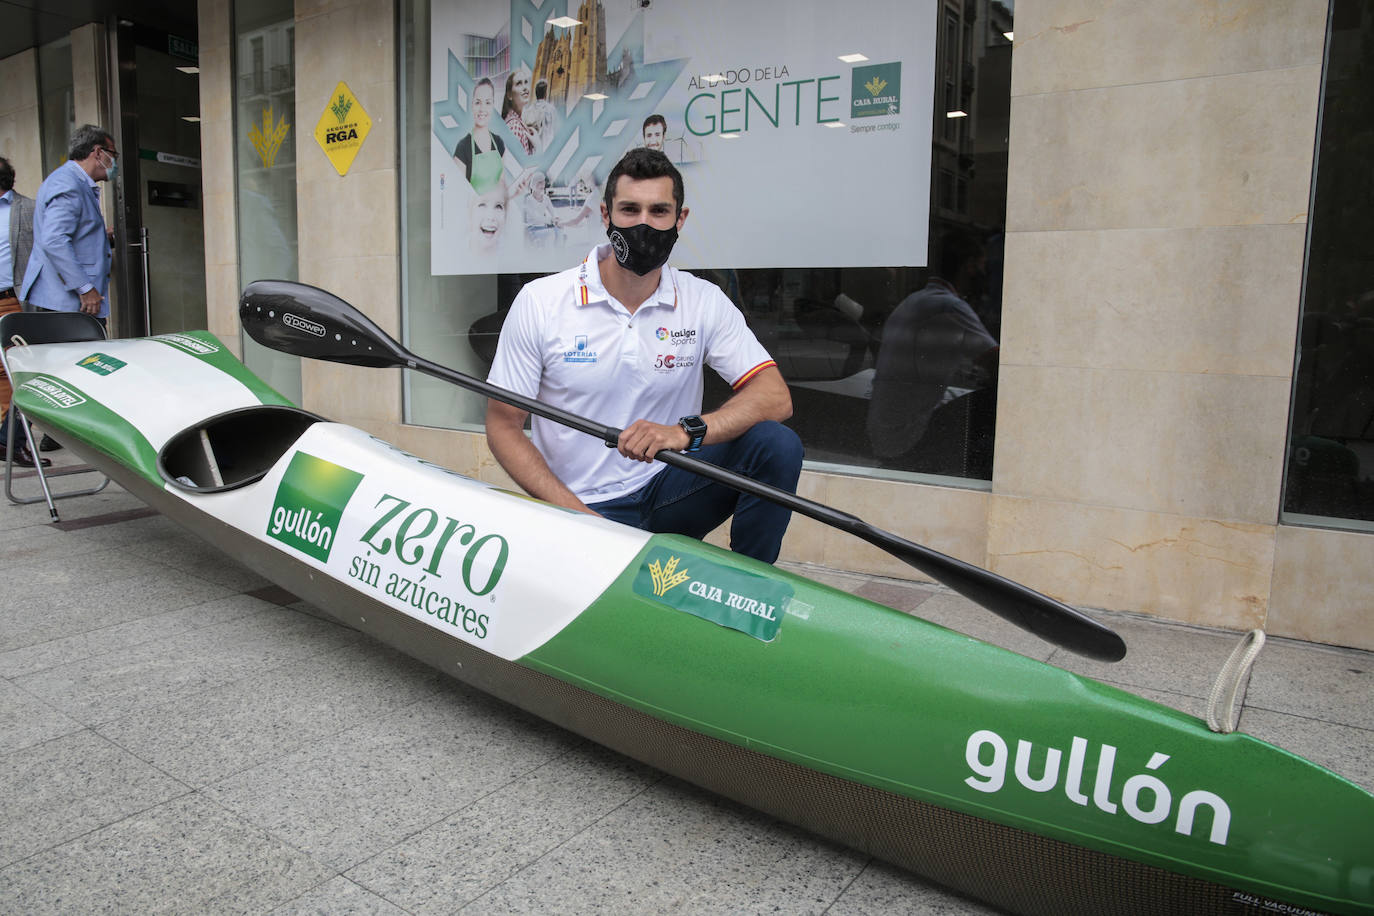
535, 79, 548, 101
0, 157, 13, 193
69, 124, 113, 161
642, 114, 666, 134
603, 148, 683, 214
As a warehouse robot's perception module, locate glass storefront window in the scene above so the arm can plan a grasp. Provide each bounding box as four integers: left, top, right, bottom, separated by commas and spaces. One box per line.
400, 0, 1013, 485
1283, 0, 1374, 529
234, 0, 302, 404
37, 36, 74, 174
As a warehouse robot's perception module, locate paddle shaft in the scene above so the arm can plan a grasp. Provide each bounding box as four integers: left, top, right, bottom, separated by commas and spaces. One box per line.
404, 352, 1125, 661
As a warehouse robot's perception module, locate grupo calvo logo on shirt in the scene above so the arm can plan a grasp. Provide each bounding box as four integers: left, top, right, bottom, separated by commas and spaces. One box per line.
563, 334, 598, 364
653, 353, 697, 373
632, 546, 791, 642
267, 451, 364, 562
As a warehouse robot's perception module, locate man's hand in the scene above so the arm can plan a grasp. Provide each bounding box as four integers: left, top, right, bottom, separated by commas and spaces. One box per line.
78, 289, 102, 315
618, 419, 690, 463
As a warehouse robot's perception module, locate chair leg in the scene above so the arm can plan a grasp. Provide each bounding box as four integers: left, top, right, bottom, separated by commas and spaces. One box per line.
4, 407, 60, 521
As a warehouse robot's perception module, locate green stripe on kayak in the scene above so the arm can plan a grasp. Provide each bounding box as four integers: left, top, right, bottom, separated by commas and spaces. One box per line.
11, 373, 162, 483
148, 331, 296, 408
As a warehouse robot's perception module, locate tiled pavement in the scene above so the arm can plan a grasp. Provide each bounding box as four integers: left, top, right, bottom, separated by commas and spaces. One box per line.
1, 453, 1370, 915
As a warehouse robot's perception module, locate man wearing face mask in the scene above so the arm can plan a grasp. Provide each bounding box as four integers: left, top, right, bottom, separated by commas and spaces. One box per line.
20, 124, 117, 321
486, 148, 803, 563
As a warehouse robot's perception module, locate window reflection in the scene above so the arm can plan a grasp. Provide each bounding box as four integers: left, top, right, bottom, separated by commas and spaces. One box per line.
1284, 0, 1374, 524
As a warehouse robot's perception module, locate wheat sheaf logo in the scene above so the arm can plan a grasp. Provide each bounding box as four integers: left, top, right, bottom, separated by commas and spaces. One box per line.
331, 93, 353, 123
649, 555, 690, 597
249, 106, 291, 168
865, 76, 887, 97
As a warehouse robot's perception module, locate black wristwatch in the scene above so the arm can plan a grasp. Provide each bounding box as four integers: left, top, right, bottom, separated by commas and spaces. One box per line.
679, 415, 707, 452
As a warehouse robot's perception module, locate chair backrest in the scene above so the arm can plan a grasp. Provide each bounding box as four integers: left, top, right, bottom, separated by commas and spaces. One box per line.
0, 311, 107, 350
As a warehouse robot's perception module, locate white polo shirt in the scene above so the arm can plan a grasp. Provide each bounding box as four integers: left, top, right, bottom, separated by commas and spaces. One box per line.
487, 244, 777, 504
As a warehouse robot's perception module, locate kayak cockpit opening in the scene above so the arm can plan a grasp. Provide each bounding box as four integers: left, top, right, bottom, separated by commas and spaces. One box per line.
158, 405, 322, 493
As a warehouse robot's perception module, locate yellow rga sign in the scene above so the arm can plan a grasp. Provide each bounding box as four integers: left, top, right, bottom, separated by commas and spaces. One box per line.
313, 81, 372, 176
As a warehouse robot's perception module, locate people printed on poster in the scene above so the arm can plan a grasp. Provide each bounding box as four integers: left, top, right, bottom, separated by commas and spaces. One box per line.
451, 78, 505, 184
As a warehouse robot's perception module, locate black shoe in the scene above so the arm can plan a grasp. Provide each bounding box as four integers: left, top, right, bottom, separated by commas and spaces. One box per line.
0, 441, 51, 469
39, 434, 62, 452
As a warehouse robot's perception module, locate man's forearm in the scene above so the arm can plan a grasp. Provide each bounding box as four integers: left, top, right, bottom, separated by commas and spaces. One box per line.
701, 366, 792, 445
485, 403, 597, 514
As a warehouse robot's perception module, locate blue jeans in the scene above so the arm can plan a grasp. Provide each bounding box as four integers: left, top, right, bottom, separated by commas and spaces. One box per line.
589, 420, 804, 564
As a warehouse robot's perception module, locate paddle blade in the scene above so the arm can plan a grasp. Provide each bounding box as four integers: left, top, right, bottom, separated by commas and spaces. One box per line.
239, 280, 407, 369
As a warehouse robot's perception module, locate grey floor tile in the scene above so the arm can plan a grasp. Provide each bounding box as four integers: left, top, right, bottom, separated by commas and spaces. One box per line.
852, 577, 941, 613
902, 591, 1060, 662
202, 682, 579, 871
347, 741, 661, 914
827, 860, 1002, 915
463, 775, 866, 915
1, 553, 235, 653
1046, 613, 1243, 699
0, 678, 83, 754
0, 793, 333, 915
15, 604, 362, 726
117, 524, 273, 593
97, 640, 446, 786
776, 560, 872, 593
0, 592, 271, 679
1243, 636, 1374, 731
270, 876, 409, 916
0, 730, 188, 868
0, 521, 73, 563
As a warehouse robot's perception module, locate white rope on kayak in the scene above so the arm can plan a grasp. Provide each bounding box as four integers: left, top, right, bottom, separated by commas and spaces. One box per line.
1205, 628, 1266, 734
9, 334, 28, 347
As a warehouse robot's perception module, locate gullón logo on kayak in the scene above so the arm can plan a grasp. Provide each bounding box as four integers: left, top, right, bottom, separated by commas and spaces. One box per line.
964, 729, 1232, 845
152, 333, 220, 355
634, 546, 792, 642
346, 493, 509, 640
76, 353, 126, 376
283, 312, 326, 338
18, 376, 86, 409
267, 451, 364, 562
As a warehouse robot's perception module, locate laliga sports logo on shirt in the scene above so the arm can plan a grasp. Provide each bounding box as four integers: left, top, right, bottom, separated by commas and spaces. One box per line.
267, 451, 364, 562
656, 327, 699, 346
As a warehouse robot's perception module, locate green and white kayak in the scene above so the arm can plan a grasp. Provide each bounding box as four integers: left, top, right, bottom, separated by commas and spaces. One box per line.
8, 332, 1373, 916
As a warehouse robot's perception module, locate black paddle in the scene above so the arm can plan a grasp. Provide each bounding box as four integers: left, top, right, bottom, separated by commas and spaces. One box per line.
238, 279, 1127, 662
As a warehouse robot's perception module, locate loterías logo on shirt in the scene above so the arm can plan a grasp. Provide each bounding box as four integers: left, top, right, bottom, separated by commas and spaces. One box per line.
562, 334, 598, 364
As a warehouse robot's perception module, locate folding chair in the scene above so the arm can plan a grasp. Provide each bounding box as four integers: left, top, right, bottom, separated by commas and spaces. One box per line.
1, 311, 111, 521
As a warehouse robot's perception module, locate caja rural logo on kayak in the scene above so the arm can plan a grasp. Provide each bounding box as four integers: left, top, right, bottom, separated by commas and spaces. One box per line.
268, 452, 509, 641
76, 353, 126, 376
964, 729, 1232, 845
634, 547, 791, 642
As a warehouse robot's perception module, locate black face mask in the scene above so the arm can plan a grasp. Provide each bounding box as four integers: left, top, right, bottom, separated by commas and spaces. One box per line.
607, 219, 678, 276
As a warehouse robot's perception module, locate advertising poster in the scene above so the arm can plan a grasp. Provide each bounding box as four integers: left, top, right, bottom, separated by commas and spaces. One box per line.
430, 0, 935, 275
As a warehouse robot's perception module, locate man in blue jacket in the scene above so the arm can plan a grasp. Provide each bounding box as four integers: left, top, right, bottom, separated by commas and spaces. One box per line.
2, 125, 116, 466
20, 124, 116, 319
